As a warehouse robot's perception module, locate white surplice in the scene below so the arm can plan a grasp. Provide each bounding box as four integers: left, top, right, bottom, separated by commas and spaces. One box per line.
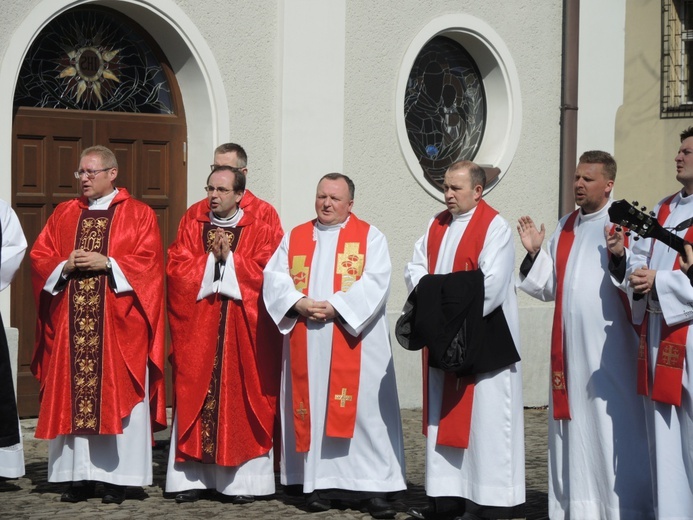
0, 199, 27, 479
404, 208, 525, 508
263, 217, 406, 494
623, 191, 693, 520
519, 202, 653, 520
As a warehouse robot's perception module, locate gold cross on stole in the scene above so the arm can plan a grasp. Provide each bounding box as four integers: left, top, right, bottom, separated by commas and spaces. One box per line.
334, 388, 353, 408
296, 401, 309, 421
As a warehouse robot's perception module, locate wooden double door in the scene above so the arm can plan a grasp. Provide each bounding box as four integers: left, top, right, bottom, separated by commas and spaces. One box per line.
12, 107, 187, 416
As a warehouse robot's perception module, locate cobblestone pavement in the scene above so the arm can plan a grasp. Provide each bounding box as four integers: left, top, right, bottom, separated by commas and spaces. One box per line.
0, 408, 548, 520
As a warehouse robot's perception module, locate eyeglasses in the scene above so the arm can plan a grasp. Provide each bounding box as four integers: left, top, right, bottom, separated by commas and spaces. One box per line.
209, 164, 244, 174
74, 168, 112, 179
204, 186, 234, 195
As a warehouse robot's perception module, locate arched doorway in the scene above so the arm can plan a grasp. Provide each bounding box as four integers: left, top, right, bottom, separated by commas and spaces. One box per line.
11, 6, 187, 416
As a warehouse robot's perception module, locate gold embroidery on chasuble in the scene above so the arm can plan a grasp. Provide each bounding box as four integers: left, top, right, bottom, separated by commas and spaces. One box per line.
200, 223, 240, 461
69, 212, 114, 434
334, 388, 353, 408
552, 371, 567, 391
336, 242, 364, 292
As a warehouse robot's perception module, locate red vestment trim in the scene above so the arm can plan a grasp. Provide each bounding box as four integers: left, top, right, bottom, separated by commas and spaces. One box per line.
423, 199, 498, 448
550, 210, 579, 420
287, 214, 370, 452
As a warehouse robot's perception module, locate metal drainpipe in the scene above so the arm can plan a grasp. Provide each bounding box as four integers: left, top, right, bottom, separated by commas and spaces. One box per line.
560, 0, 580, 218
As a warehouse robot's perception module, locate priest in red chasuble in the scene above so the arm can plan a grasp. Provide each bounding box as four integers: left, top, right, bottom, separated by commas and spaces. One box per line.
263, 173, 406, 520
404, 161, 525, 520
30, 145, 166, 505
165, 165, 281, 505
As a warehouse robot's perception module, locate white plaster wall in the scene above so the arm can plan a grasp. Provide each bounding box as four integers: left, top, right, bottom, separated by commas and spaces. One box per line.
342, 2, 563, 408
576, 0, 626, 157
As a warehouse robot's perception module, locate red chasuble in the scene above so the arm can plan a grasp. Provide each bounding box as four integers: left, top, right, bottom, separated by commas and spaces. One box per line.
166, 203, 281, 466
636, 195, 693, 406
287, 214, 370, 452
424, 200, 498, 448
30, 189, 166, 439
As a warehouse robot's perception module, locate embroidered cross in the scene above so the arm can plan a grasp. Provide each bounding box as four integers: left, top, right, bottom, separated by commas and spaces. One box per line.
334, 388, 353, 408
296, 401, 309, 421
337, 243, 364, 292
291, 255, 309, 292
661, 345, 681, 367
552, 371, 566, 390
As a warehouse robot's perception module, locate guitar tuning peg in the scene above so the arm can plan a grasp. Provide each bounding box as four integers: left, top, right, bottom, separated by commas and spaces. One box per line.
641, 206, 647, 212
633, 236, 640, 241
625, 231, 631, 237
650, 211, 656, 217
632, 200, 639, 207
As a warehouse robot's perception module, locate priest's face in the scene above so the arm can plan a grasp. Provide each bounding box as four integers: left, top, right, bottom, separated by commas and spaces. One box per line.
207, 169, 243, 218
443, 168, 482, 216
675, 136, 693, 192
78, 153, 117, 200
573, 162, 613, 214
315, 178, 353, 225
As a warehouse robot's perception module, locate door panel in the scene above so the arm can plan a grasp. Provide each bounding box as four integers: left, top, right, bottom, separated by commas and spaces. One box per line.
12, 107, 186, 416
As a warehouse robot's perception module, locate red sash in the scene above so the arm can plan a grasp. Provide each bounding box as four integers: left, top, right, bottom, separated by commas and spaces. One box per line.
287, 215, 370, 452
550, 210, 579, 419
637, 195, 691, 406
423, 200, 498, 448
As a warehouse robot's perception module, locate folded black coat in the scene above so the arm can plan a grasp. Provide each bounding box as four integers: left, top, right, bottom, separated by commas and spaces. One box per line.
396, 270, 520, 377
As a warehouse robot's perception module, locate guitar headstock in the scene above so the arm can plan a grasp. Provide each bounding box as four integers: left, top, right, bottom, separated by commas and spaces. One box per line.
608, 199, 657, 239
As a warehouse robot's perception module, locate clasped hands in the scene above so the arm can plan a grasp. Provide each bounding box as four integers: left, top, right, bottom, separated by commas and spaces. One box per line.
294, 297, 337, 323
211, 228, 231, 262
63, 249, 109, 275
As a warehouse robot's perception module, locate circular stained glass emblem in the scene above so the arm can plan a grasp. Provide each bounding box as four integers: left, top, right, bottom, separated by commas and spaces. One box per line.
14, 8, 174, 114
404, 36, 486, 191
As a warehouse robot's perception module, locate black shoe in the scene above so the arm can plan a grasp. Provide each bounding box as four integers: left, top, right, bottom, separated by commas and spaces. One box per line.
102, 483, 126, 504
231, 495, 255, 504
60, 481, 95, 503
366, 497, 396, 519
306, 497, 331, 512
175, 488, 203, 503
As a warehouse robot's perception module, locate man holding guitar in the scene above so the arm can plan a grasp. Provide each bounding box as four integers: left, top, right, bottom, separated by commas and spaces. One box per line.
614, 127, 693, 520
517, 151, 654, 519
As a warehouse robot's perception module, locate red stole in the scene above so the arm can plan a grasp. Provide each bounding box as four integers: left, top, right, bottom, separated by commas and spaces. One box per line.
287, 214, 370, 452
424, 200, 498, 448
550, 210, 579, 419
637, 195, 692, 406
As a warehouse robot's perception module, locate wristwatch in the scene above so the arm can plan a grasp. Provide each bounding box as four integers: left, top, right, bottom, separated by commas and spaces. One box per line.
105, 258, 112, 271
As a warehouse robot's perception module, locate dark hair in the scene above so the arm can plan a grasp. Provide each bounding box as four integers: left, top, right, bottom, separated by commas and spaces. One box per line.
214, 143, 248, 168
207, 165, 246, 192
578, 150, 617, 181
680, 127, 693, 142
447, 160, 486, 190
319, 173, 355, 200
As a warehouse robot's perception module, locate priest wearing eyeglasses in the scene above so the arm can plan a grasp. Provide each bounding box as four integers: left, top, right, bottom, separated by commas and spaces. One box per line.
165, 165, 281, 504
30, 145, 167, 505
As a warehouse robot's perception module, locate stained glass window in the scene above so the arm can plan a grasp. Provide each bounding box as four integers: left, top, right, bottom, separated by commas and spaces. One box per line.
404, 36, 486, 191
14, 8, 174, 114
